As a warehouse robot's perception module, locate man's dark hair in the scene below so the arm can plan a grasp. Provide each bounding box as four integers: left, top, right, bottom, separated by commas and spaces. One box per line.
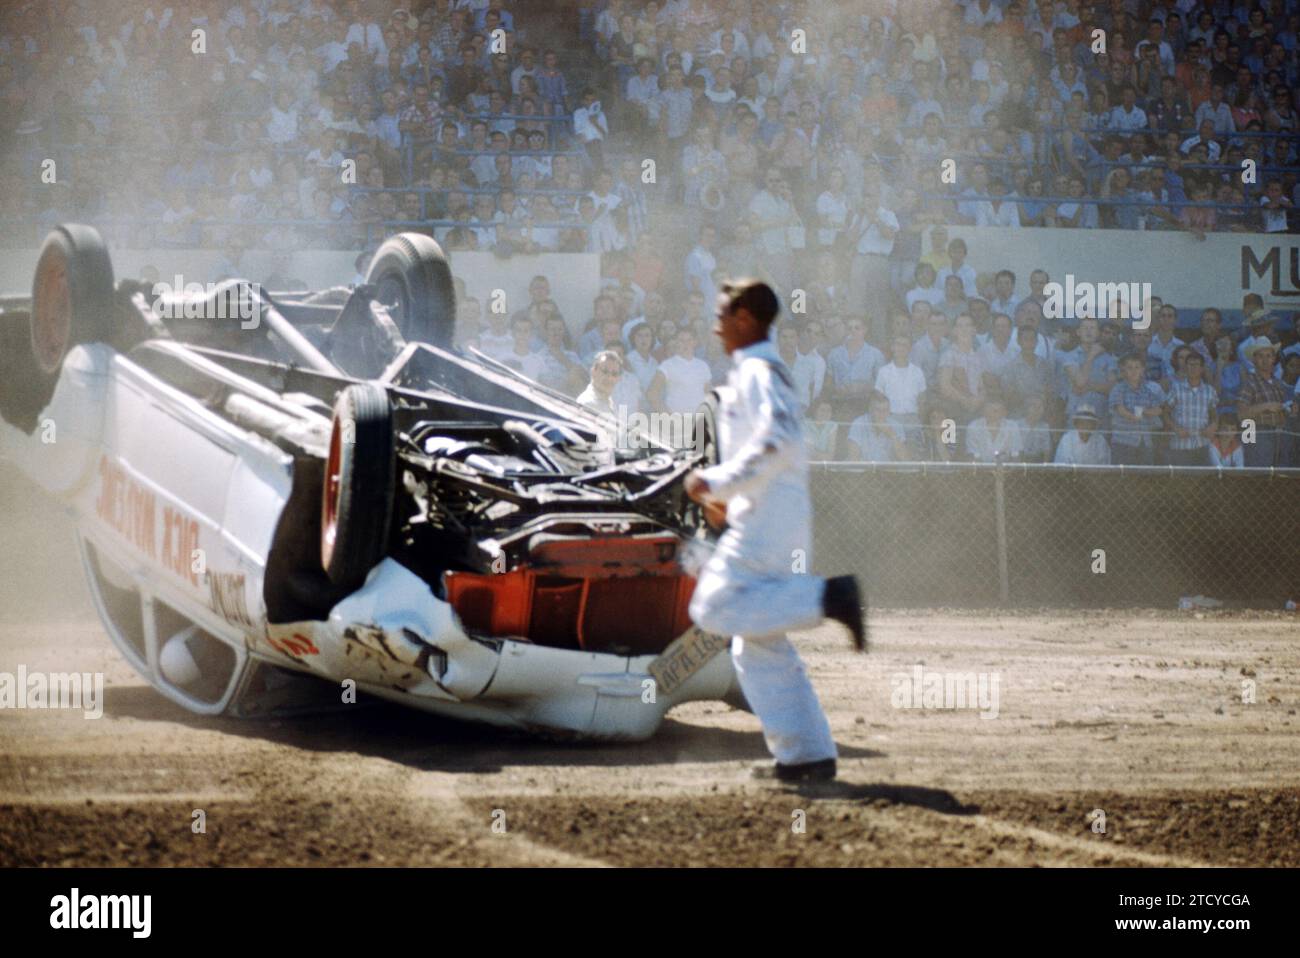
721, 278, 780, 328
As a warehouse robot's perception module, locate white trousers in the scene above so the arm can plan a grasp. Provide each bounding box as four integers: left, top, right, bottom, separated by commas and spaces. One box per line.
690, 557, 838, 766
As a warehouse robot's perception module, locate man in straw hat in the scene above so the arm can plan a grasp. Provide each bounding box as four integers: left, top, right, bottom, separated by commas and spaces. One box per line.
1237, 336, 1293, 467
1053, 402, 1112, 465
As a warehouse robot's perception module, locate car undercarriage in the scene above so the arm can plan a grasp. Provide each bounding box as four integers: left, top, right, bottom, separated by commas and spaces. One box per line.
0, 226, 734, 738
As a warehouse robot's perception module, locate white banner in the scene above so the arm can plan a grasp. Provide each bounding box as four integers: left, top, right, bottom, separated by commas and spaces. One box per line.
450, 251, 601, 339
4, 228, 1293, 320
940, 227, 1298, 315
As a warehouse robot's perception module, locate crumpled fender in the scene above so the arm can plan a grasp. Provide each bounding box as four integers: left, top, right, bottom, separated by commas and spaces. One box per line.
326, 558, 500, 700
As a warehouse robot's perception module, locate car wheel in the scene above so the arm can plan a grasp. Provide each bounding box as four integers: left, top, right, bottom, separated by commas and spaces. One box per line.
320, 383, 396, 592
9, 224, 115, 423
685, 393, 725, 534
365, 232, 455, 348
694, 393, 720, 466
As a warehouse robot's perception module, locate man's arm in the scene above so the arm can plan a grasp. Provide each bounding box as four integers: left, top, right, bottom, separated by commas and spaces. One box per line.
561, 353, 587, 395
1200, 386, 1220, 440
875, 207, 899, 241
1162, 393, 1184, 437
1142, 384, 1164, 418
938, 362, 961, 404
827, 353, 849, 399
646, 369, 666, 412
695, 360, 802, 501
1238, 381, 1285, 421
1096, 359, 1118, 396
1067, 355, 1092, 394
1109, 387, 1139, 422
1008, 421, 1024, 460
1237, 378, 1258, 423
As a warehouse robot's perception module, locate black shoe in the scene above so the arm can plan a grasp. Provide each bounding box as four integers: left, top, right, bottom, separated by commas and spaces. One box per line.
753, 758, 837, 782
823, 575, 867, 652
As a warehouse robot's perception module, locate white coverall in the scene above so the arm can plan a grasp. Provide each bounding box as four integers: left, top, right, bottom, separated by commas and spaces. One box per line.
688, 338, 837, 766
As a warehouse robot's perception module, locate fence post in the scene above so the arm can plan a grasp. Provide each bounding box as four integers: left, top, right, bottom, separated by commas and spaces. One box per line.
994, 461, 1010, 605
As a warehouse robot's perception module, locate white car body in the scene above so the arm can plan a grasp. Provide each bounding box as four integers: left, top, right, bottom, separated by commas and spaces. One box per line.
3, 345, 738, 740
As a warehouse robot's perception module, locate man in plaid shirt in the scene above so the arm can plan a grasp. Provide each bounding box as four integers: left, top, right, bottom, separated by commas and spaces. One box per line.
430, 4, 467, 63
1109, 353, 1166, 465
1237, 338, 1292, 467
1162, 352, 1217, 466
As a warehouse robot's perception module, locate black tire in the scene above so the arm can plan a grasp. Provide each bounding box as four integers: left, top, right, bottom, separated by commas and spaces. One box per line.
320, 383, 396, 592
684, 392, 725, 534
8, 224, 115, 425
365, 233, 456, 347
693, 392, 720, 465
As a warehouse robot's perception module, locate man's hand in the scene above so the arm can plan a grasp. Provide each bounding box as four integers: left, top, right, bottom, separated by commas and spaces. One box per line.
684, 470, 712, 504
686, 470, 727, 529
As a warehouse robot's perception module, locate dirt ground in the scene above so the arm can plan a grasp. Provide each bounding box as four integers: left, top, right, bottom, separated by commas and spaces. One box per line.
1, 463, 1298, 867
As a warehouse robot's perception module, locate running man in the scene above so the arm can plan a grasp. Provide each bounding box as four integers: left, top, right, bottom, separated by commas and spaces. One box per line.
685, 279, 866, 783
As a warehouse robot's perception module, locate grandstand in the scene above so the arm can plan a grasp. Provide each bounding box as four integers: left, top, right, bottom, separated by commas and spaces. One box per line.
1, 0, 1297, 466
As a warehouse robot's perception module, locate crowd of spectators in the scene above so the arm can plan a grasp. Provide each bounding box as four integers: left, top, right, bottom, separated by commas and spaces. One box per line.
601, 0, 1300, 241
1, 0, 639, 252
2, 0, 1296, 255
583, 0, 1300, 323
457, 253, 1300, 467
2, 0, 1298, 466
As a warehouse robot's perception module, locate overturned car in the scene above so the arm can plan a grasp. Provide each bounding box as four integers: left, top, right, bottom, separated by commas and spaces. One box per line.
0, 224, 740, 738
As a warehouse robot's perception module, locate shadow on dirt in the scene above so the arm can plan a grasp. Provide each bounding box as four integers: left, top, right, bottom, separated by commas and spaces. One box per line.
102, 683, 883, 772
777, 779, 977, 815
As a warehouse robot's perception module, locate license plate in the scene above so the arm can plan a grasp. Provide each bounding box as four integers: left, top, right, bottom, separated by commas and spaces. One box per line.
647, 627, 731, 696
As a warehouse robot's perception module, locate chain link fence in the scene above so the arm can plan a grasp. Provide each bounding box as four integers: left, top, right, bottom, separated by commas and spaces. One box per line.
810, 462, 1300, 608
